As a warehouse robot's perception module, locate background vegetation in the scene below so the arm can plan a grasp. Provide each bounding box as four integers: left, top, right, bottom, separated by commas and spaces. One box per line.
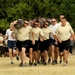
0, 0, 75, 34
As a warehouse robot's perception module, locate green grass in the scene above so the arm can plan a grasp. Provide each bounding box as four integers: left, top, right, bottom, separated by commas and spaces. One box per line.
0, 54, 75, 75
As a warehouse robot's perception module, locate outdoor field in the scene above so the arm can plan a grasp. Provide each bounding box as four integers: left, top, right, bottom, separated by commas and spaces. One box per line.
0, 54, 75, 75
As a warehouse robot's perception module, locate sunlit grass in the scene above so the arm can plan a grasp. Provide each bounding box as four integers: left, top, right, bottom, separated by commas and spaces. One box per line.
0, 54, 75, 75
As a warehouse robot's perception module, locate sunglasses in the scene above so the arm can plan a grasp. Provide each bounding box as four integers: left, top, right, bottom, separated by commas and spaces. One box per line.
52, 21, 56, 22
24, 22, 29, 25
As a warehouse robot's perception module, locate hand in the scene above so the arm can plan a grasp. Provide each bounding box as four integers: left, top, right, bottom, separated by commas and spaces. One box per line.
55, 41, 58, 45
11, 32, 15, 39
58, 39, 62, 43
32, 40, 35, 45
11, 35, 15, 39
40, 38, 43, 42
13, 20, 17, 24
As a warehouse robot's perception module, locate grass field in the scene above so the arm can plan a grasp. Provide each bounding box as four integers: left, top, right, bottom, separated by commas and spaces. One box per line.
0, 54, 75, 75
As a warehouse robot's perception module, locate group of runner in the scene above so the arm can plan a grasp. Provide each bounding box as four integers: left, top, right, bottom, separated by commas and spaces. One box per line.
1, 14, 74, 67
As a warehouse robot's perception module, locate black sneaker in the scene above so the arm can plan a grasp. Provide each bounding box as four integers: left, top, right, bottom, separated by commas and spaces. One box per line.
38, 61, 40, 64
39, 60, 43, 64
19, 62, 22, 66
48, 59, 51, 64
11, 62, 14, 64
51, 61, 56, 65
60, 60, 62, 64
30, 63, 33, 66
19, 63, 25, 67
34, 63, 37, 66
54, 60, 57, 64
29, 60, 33, 66
16, 56, 19, 60
44, 62, 47, 65
38, 61, 42, 64
21, 64, 25, 67
29, 61, 33, 66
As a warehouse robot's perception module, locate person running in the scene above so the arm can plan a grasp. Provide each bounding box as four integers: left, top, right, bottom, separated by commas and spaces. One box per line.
41, 20, 57, 65
58, 14, 70, 26
56, 18, 75, 66
14, 20, 32, 67
31, 19, 44, 66
5, 23, 19, 64
58, 15, 71, 63
69, 36, 74, 54
49, 18, 59, 64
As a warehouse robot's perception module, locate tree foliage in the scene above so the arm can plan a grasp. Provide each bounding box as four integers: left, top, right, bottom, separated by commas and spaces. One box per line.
0, 0, 75, 33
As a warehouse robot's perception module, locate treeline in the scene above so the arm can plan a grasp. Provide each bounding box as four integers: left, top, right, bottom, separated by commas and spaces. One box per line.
0, 0, 75, 33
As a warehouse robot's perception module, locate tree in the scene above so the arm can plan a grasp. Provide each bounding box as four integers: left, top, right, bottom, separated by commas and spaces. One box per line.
0, 0, 75, 33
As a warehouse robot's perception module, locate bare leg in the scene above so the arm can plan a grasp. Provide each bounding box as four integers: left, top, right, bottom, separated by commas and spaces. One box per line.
22, 47, 26, 64
44, 50, 48, 65
63, 50, 68, 66
29, 48, 33, 65
8, 48, 13, 64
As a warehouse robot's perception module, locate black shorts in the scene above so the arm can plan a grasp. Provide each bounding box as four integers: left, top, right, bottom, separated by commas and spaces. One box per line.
49, 38, 55, 46
16, 40, 29, 52
58, 39, 70, 52
40, 40, 49, 52
0, 46, 5, 54
38, 41, 43, 52
32, 41, 39, 51
26, 40, 32, 53
26, 40, 39, 52
4, 47, 8, 52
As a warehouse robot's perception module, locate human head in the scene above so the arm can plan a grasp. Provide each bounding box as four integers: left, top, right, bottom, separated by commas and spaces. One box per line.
61, 17, 67, 26
10, 22, 14, 30
43, 20, 49, 28
51, 18, 57, 25
23, 20, 29, 27
33, 19, 39, 28
60, 14, 65, 21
